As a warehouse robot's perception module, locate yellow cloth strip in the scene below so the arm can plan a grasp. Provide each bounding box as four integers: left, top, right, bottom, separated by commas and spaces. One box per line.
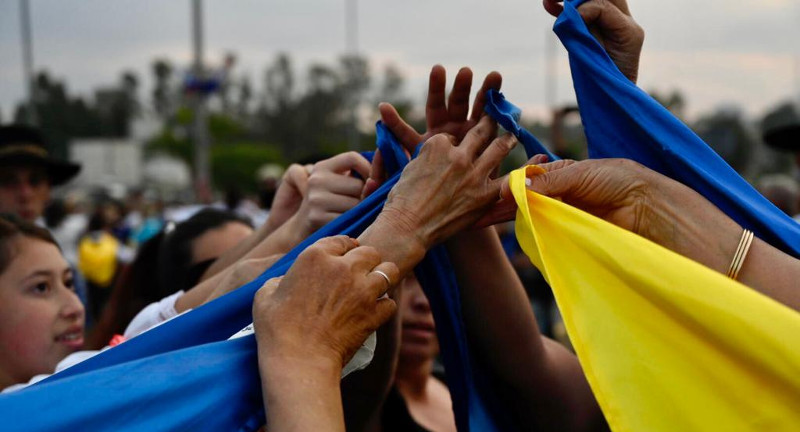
510, 166, 800, 432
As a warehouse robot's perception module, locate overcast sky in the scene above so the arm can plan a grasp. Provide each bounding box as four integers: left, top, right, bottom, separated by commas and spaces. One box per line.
2, 0, 799, 124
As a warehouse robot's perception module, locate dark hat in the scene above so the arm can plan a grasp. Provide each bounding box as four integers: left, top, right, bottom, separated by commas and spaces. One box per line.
0, 125, 81, 186
762, 103, 800, 152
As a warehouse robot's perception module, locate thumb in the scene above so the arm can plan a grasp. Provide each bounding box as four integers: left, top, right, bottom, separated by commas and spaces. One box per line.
527, 162, 583, 198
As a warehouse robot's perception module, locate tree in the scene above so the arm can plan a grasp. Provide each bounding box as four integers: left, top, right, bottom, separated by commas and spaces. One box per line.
151, 59, 174, 120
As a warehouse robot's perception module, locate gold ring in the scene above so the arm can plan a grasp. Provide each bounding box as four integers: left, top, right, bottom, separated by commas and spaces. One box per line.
372, 269, 391, 286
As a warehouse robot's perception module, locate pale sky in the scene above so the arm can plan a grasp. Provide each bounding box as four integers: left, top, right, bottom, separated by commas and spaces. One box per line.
1, 0, 799, 124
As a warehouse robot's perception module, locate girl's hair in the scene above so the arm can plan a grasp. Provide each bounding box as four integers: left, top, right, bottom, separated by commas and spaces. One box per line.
0, 214, 59, 275
87, 208, 252, 349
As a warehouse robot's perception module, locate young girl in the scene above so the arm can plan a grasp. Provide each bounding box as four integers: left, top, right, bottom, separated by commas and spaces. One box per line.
0, 216, 84, 391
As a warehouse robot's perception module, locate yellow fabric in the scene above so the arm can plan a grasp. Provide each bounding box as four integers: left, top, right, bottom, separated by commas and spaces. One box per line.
509, 166, 800, 432
78, 232, 119, 287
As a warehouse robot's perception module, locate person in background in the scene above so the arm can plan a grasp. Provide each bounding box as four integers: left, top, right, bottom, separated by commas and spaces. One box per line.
0, 125, 90, 322
757, 174, 800, 218
0, 125, 81, 223
381, 274, 456, 432
77, 205, 134, 321
87, 208, 253, 348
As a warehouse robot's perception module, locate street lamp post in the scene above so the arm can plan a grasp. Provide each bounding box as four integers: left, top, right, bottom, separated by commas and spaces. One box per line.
345, 0, 359, 151
19, 0, 37, 126
191, 0, 211, 202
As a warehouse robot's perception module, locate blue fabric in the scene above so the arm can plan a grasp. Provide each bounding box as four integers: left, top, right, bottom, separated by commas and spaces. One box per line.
554, 0, 800, 257
485, 90, 559, 162
1, 122, 507, 432
485, 0, 800, 258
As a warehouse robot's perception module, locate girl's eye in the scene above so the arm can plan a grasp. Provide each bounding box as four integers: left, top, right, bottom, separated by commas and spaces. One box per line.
64, 278, 75, 291
32, 282, 49, 294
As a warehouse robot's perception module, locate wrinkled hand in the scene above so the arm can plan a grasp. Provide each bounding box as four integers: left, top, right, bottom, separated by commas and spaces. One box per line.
363, 65, 502, 197
476, 154, 550, 227
544, 0, 644, 83
253, 236, 399, 369
501, 158, 657, 236
378, 116, 518, 249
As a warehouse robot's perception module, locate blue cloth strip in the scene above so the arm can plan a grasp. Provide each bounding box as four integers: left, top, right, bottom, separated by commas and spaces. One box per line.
2, 122, 508, 432
554, 0, 800, 257
484, 0, 800, 259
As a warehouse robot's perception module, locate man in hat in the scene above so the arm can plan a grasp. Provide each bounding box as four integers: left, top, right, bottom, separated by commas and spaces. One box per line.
0, 125, 81, 222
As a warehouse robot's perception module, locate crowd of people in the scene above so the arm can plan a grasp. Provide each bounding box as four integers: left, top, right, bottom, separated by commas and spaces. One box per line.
2, 0, 799, 431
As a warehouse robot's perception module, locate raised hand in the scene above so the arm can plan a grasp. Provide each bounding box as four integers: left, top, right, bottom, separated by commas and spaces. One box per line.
377, 116, 518, 249
543, 0, 644, 83
364, 65, 502, 197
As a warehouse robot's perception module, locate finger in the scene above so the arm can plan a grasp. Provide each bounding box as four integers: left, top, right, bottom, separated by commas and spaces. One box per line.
542, 0, 564, 18
283, 164, 310, 196
312, 193, 361, 214
372, 297, 398, 329
475, 132, 517, 175
526, 161, 587, 198
447, 67, 473, 122
470, 71, 503, 121
599, 0, 632, 16
312, 172, 366, 198
461, 115, 499, 158
370, 148, 386, 181
426, 65, 449, 131
258, 276, 283, 297
361, 178, 381, 200
577, 1, 633, 29
314, 151, 371, 179
311, 235, 359, 257
536, 158, 578, 173
254, 276, 284, 310
531, 154, 549, 165
379, 103, 423, 152
473, 198, 517, 228
343, 245, 383, 273
366, 261, 400, 298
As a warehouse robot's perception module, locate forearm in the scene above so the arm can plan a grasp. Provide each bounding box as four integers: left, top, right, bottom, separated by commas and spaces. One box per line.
175, 254, 282, 313
447, 227, 604, 431
259, 355, 345, 432
646, 177, 800, 310
446, 227, 547, 385
200, 220, 276, 282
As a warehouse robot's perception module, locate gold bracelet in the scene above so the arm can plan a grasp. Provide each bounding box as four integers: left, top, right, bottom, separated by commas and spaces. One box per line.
726, 229, 754, 280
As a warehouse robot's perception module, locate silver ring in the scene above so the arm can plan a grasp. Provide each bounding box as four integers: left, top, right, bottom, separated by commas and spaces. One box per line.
372, 269, 391, 286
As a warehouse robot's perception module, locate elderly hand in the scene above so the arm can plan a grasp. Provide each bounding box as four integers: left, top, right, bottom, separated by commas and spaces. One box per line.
363, 66, 502, 197
544, 0, 644, 83
253, 236, 399, 370
506, 158, 658, 235
377, 116, 518, 250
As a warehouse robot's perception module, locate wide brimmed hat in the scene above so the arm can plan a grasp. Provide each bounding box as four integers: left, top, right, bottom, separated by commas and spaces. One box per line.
762, 103, 800, 152
0, 125, 81, 186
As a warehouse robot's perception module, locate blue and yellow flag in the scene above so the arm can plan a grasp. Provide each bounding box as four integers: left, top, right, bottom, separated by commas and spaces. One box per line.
510, 166, 800, 431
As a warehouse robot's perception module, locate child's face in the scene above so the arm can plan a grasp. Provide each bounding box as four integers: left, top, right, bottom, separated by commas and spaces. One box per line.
0, 237, 84, 388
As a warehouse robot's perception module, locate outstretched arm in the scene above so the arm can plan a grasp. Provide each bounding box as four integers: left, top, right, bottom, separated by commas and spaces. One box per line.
510, 158, 800, 311
447, 227, 607, 432
201, 152, 371, 282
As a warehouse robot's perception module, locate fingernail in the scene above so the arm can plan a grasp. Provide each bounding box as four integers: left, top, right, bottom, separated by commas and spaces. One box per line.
525, 178, 532, 187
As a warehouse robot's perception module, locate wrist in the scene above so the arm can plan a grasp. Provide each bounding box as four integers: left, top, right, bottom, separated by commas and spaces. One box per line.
643, 178, 741, 274
358, 208, 427, 276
